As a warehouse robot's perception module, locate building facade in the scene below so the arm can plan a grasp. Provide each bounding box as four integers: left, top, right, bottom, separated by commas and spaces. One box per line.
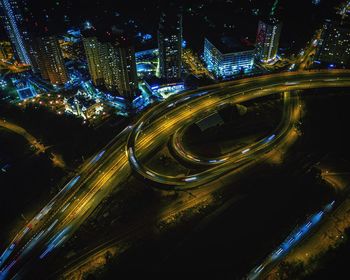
314, 20, 350, 66
83, 36, 104, 86
83, 33, 138, 99
99, 41, 119, 91
255, 18, 282, 63
35, 35, 69, 85
115, 40, 138, 100
158, 12, 183, 80
204, 37, 255, 78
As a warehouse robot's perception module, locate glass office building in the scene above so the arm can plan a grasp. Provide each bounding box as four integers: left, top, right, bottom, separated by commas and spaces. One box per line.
204, 37, 255, 78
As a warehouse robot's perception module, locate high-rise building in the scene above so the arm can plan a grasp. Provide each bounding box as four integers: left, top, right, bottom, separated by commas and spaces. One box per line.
204, 36, 255, 78
255, 17, 282, 63
34, 35, 68, 85
115, 38, 138, 100
99, 42, 118, 91
0, 0, 32, 65
158, 11, 183, 80
83, 36, 104, 86
83, 32, 138, 99
314, 20, 350, 66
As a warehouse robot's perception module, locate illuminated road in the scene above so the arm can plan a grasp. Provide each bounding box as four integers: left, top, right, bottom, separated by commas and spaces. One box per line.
247, 201, 336, 280
127, 70, 350, 189
1, 70, 350, 279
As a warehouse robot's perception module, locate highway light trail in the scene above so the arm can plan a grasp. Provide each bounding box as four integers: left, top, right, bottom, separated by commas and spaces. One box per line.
0, 174, 81, 271
62, 176, 80, 193
127, 70, 350, 189
247, 200, 336, 280
265, 134, 276, 143
0, 127, 132, 279
1, 70, 350, 279
39, 226, 71, 260
90, 150, 106, 165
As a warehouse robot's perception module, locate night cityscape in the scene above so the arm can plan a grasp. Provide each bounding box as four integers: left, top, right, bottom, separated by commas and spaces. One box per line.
1, 0, 350, 279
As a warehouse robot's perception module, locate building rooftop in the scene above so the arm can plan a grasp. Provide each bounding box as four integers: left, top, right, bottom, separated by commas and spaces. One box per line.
82, 29, 134, 47
196, 112, 224, 132
206, 35, 255, 54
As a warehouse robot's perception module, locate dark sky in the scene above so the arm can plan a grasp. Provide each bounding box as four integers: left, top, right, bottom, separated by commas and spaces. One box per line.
1, 0, 344, 51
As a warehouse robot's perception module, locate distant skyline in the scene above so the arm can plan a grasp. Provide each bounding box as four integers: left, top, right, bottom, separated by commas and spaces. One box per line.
1, 0, 342, 50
